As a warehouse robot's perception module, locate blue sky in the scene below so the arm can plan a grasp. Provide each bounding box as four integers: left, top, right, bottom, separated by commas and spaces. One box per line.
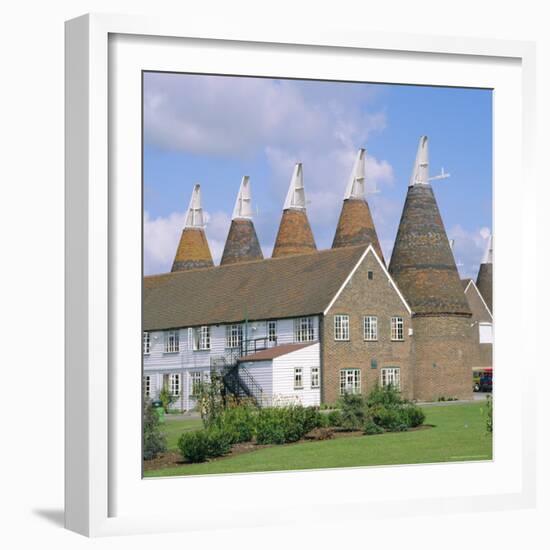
143, 72, 492, 278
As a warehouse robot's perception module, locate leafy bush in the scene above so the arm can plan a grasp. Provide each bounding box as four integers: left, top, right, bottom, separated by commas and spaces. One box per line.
363, 417, 385, 435
195, 372, 226, 429
366, 384, 403, 407
159, 385, 178, 413
327, 409, 343, 427
178, 430, 210, 463
400, 403, 426, 428
339, 393, 368, 430
255, 405, 322, 445
143, 399, 167, 460
370, 405, 408, 432
217, 404, 256, 444
205, 426, 232, 457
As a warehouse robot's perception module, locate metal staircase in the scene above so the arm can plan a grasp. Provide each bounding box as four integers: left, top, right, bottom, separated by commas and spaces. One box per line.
209, 337, 273, 407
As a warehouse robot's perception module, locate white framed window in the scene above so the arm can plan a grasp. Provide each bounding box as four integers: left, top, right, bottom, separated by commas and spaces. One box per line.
193, 326, 211, 350
294, 367, 303, 390
143, 331, 151, 354
164, 329, 179, 353
295, 317, 315, 342
190, 371, 202, 396
479, 323, 493, 344
143, 375, 151, 398
340, 369, 361, 395
381, 367, 401, 390
225, 324, 243, 349
311, 367, 320, 389
267, 320, 277, 343
363, 316, 378, 341
334, 314, 350, 341
169, 373, 180, 396
391, 316, 404, 341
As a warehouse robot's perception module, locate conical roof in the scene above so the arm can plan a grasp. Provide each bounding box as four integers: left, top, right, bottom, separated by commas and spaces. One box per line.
332, 149, 385, 262
272, 163, 317, 258
220, 177, 263, 265
476, 234, 493, 312
389, 137, 470, 316
171, 184, 214, 272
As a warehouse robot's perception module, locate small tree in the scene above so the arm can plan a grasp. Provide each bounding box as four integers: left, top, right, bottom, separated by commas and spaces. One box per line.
143, 399, 167, 460
159, 384, 178, 412
195, 371, 226, 429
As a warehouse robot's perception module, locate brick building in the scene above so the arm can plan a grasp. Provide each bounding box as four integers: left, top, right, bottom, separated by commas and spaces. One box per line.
143, 137, 492, 406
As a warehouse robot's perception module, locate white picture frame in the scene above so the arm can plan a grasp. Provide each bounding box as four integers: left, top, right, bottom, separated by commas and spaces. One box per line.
65, 13, 537, 537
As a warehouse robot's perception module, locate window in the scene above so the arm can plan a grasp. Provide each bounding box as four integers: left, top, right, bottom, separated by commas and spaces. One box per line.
225, 324, 243, 349
367, 271, 374, 280
363, 316, 378, 341
340, 369, 361, 395
164, 330, 179, 353
334, 314, 350, 341
479, 323, 493, 344
311, 367, 320, 388
143, 375, 151, 397
295, 317, 314, 342
381, 367, 401, 390
391, 317, 404, 341
193, 326, 211, 350
294, 368, 303, 389
190, 371, 202, 396
267, 320, 277, 343
370, 359, 378, 370
169, 373, 180, 396
143, 331, 151, 355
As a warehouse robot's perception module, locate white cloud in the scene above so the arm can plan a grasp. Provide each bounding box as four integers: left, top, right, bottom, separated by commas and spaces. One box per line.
144, 209, 231, 275
448, 224, 492, 280
144, 73, 396, 271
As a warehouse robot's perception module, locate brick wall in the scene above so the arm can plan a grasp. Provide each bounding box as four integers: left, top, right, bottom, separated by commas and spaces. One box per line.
321, 251, 413, 404
411, 315, 473, 401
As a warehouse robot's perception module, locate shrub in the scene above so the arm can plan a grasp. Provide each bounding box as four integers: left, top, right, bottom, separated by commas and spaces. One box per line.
401, 403, 426, 428
366, 384, 403, 407
318, 412, 331, 428
178, 431, 211, 463
218, 404, 256, 444
159, 385, 178, 413
363, 418, 385, 435
143, 399, 167, 460
254, 405, 322, 445
370, 405, 407, 432
195, 372, 226, 429
206, 426, 232, 457
327, 409, 343, 427
339, 393, 368, 430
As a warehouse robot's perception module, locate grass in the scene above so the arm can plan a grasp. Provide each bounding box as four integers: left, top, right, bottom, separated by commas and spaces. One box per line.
145, 402, 492, 477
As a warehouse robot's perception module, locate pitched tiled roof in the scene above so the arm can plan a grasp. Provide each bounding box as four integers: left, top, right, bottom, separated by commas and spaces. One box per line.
143, 245, 367, 331
389, 184, 471, 316
171, 228, 214, 272
332, 198, 385, 264
272, 209, 317, 258
476, 263, 493, 312
239, 342, 316, 362
220, 219, 264, 265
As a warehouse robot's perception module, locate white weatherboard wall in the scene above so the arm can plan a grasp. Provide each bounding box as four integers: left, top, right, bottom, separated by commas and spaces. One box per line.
239, 360, 274, 406
272, 343, 321, 406
143, 316, 320, 409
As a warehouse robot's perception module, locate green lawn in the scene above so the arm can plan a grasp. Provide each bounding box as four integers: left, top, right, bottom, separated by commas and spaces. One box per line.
146, 402, 492, 477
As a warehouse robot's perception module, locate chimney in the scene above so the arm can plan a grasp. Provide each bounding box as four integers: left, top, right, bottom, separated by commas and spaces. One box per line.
332, 148, 385, 263
476, 234, 493, 312
389, 136, 470, 316
171, 184, 214, 272
272, 163, 317, 258
220, 176, 264, 265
